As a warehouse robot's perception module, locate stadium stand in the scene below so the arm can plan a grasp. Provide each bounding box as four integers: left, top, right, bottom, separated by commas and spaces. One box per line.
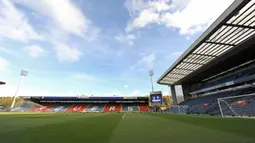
66, 104, 88, 112
157, 0, 255, 117
13, 96, 150, 113
180, 61, 255, 116
30, 104, 55, 112
122, 104, 139, 112
138, 104, 150, 112
85, 104, 105, 112
0, 106, 6, 112
52, 105, 71, 112
165, 61, 255, 117
103, 103, 122, 112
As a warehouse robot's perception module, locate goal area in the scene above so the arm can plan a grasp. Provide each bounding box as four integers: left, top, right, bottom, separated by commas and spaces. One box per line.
217, 93, 255, 118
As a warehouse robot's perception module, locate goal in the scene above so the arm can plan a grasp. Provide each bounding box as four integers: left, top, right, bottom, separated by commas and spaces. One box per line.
168, 105, 189, 114
217, 93, 255, 118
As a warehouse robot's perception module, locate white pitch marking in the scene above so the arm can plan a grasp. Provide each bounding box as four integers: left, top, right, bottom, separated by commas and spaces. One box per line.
122, 112, 127, 118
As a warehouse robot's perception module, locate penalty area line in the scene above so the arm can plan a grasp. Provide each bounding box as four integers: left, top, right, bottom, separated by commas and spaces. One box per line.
122, 112, 127, 118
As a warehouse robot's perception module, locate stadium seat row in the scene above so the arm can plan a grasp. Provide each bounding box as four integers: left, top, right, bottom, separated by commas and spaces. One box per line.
12, 103, 150, 113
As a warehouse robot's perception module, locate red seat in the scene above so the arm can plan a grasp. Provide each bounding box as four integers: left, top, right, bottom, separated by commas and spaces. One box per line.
30, 104, 54, 112
103, 104, 122, 112
138, 104, 150, 112
66, 104, 88, 112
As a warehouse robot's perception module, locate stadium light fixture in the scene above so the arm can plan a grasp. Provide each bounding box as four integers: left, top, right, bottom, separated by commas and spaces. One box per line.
11, 70, 28, 109
149, 70, 154, 92
0, 81, 6, 85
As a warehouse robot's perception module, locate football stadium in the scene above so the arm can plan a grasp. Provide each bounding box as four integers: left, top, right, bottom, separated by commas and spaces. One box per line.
1, 0, 255, 143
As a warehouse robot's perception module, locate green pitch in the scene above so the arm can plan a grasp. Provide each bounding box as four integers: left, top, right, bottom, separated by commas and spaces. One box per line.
0, 112, 255, 143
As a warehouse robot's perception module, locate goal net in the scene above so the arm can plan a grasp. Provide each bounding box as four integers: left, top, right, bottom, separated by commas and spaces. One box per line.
217, 93, 255, 118
168, 105, 189, 114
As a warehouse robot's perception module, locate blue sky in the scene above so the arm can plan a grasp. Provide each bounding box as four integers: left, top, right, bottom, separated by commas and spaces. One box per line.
0, 0, 234, 97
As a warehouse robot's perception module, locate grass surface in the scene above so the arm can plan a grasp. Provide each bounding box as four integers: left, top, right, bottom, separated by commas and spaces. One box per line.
0, 112, 255, 143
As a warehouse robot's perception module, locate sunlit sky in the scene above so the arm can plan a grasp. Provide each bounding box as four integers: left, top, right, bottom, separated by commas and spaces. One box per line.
0, 0, 234, 97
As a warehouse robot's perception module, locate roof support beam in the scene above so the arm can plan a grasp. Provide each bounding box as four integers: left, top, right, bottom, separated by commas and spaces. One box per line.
191, 53, 217, 57
160, 82, 172, 84
182, 61, 204, 65
205, 41, 236, 47
224, 23, 255, 30
163, 79, 176, 82
161, 80, 175, 83
162, 80, 175, 83
165, 78, 179, 81
175, 68, 194, 72
157, 0, 252, 84
159, 81, 173, 85
186, 56, 212, 62
170, 72, 186, 76
165, 76, 180, 79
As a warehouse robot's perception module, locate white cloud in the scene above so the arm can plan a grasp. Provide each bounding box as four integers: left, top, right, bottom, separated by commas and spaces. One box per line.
14, 0, 100, 62
131, 53, 156, 70
0, 0, 42, 42
124, 85, 129, 88
52, 42, 82, 62
25, 45, 45, 58
125, 0, 171, 16
115, 34, 137, 46
165, 51, 183, 59
166, 0, 190, 11
160, 0, 234, 35
126, 9, 160, 32
125, 0, 171, 32
125, 0, 147, 17
0, 57, 9, 72
125, 0, 234, 36
148, 1, 171, 12
15, 0, 99, 39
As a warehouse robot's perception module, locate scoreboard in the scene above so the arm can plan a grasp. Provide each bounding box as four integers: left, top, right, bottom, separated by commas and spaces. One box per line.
150, 91, 162, 105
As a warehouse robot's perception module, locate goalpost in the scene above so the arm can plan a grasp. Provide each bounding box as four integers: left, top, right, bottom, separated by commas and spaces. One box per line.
168, 105, 189, 114
217, 93, 255, 118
